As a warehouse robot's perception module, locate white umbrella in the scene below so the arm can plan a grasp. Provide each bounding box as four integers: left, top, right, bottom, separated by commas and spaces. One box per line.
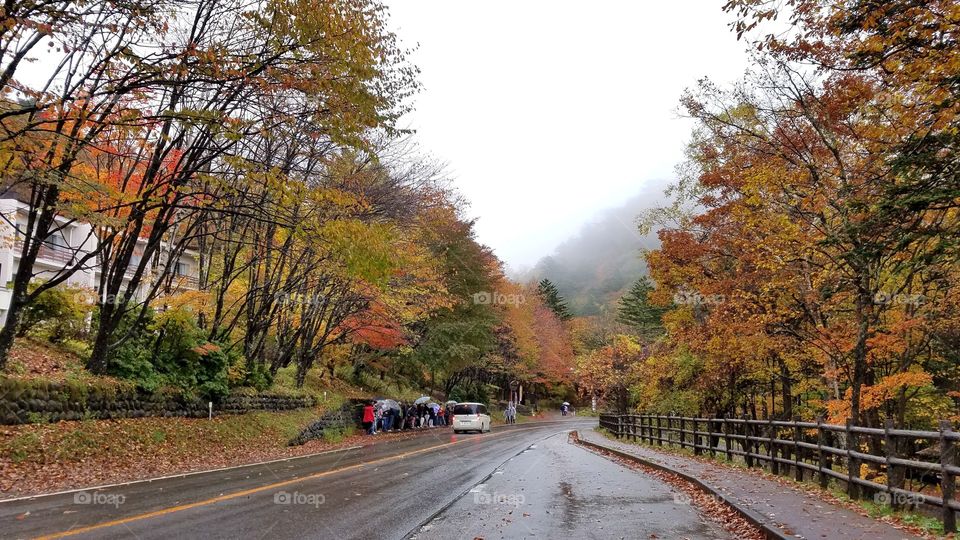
562, 402, 570, 406
445, 400, 458, 406
414, 396, 431, 405
377, 399, 400, 411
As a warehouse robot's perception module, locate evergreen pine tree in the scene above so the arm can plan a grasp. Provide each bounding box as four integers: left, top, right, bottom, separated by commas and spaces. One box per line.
617, 276, 667, 338
537, 278, 572, 320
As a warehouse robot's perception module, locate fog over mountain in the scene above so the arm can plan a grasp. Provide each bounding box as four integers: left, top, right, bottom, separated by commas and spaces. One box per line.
515, 180, 670, 316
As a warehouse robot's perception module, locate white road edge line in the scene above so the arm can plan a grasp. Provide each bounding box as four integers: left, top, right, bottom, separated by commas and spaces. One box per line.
0, 445, 363, 504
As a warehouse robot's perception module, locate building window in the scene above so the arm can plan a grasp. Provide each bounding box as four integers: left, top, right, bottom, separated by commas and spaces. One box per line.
46, 229, 70, 250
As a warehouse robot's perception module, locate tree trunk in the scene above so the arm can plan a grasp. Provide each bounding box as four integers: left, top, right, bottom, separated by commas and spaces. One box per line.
86, 302, 117, 374
850, 286, 874, 425
779, 358, 793, 420
0, 187, 60, 367
0, 264, 32, 364
295, 361, 309, 388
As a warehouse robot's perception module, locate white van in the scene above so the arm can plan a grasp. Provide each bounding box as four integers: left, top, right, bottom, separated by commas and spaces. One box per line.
452, 402, 491, 434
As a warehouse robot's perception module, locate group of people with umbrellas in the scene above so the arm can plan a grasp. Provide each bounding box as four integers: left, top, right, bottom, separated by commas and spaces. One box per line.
361, 396, 458, 435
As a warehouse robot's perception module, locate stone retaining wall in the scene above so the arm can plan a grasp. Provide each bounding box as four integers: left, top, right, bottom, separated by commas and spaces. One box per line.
288, 400, 366, 446
0, 378, 315, 424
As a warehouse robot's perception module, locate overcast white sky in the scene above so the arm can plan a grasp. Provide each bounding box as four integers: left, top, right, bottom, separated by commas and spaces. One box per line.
385, 1, 751, 272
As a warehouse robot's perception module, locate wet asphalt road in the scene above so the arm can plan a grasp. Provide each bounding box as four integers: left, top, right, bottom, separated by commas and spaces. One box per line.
411, 430, 729, 540
2, 418, 725, 539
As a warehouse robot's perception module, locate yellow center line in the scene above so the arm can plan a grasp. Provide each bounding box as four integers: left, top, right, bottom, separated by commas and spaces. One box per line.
36, 424, 552, 539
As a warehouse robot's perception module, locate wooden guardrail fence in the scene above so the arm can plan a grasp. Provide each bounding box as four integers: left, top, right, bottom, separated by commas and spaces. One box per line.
598, 413, 958, 533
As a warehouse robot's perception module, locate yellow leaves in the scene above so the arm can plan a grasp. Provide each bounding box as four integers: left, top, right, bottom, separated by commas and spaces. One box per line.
826, 370, 935, 423
323, 219, 395, 285
155, 289, 212, 316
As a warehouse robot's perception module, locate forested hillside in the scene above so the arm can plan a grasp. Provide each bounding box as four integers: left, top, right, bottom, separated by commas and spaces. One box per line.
523, 188, 664, 316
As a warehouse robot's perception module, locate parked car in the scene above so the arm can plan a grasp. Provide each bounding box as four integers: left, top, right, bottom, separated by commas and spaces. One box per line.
452, 402, 491, 434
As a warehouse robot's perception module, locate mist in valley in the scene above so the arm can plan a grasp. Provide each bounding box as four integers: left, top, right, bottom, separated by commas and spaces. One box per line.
515, 179, 670, 316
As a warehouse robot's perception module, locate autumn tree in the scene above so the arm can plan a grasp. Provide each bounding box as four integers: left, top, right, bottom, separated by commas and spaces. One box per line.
0, 0, 176, 367
638, 1, 960, 427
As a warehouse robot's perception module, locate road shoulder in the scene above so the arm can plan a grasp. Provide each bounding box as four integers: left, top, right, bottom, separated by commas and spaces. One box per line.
577, 429, 923, 540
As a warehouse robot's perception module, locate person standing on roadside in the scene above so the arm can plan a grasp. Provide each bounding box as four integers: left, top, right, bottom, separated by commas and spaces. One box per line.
382, 405, 393, 432
362, 401, 376, 435
373, 402, 383, 434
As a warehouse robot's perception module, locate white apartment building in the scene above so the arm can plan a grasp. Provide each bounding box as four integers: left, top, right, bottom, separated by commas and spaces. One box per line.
0, 198, 200, 325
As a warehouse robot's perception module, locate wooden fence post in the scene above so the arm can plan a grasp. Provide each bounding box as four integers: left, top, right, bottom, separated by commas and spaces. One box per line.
768, 418, 779, 475
817, 416, 829, 489
845, 418, 861, 499
883, 418, 903, 510
693, 417, 702, 456
939, 420, 956, 534
631, 415, 638, 442
679, 416, 687, 451
794, 416, 804, 481
723, 415, 732, 461
656, 415, 663, 446
709, 416, 717, 457
743, 414, 753, 468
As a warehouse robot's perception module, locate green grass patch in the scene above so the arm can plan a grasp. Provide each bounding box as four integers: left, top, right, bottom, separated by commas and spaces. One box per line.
321, 426, 356, 444
6, 431, 41, 463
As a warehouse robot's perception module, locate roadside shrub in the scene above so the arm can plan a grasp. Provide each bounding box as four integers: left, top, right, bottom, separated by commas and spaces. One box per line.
228, 356, 272, 392
449, 380, 490, 404
106, 308, 162, 391
245, 361, 273, 392
18, 283, 90, 343
105, 307, 232, 399
150, 308, 231, 400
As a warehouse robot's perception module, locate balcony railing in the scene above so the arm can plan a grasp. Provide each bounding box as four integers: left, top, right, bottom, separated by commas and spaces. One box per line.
13, 239, 76, 264
171, 274, 199, 290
